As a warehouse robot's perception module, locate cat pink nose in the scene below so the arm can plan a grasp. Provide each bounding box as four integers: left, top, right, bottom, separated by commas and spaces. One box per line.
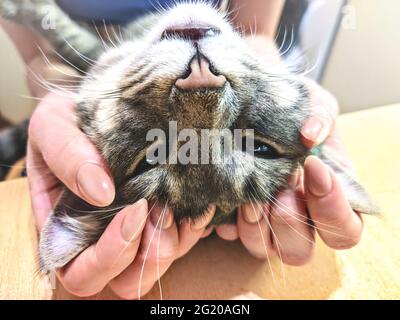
176, 58, 226, 90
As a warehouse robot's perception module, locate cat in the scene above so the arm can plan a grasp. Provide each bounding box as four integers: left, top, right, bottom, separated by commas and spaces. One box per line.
0, 1, 379, 273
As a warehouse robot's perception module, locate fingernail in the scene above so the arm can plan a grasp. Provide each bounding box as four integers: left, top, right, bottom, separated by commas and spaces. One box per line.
242, 203, 265, 224
121, 199, 147, 242
191, 205, 216, 231
306, 157, 332, 197
77, 162, 115, 206
301, 117, 324, 145
151, 205, 174, 229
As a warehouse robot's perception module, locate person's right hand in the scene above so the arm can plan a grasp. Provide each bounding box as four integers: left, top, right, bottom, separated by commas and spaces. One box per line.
27, 91, 215, 299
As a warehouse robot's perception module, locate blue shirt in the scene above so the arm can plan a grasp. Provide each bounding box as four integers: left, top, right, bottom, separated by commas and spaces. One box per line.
57, 0, 221, 24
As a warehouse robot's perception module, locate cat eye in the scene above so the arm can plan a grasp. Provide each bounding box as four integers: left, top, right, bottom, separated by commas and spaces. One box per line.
242, 137, 281, 159
254, 140, 281, 159
134, 157, 157, 176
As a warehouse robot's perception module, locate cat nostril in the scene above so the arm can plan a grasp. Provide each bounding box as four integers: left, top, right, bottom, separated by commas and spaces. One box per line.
161, 26, 221, 41
175, 56, 226, 90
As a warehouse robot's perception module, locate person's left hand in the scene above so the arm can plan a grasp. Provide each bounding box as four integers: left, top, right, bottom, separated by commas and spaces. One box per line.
212, 79, 364, 265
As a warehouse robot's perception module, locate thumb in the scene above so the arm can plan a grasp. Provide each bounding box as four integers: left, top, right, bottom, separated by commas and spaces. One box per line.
300, 79, 339, 148
29, 92, 115, 207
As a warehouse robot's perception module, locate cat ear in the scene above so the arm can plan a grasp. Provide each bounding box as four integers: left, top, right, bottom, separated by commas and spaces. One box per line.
39, 213, 86, 273
39, 190, 105, 273
309, 145, 380, 215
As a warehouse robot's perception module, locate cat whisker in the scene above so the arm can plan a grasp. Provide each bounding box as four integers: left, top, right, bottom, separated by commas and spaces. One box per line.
110, 25, 124, 47
102, 20, 119, 50
35, 44, 90, 78
25, 59, 122, 102
224, 1, 248, 25
235, 161, 285, 285
265, 193, 352, 239
61, 203, 126, 215
138, 201, 168, 300
279, 25, 296, 57
148, 0, 169, 16
44, 46, 91, 76
265, 196, 317, 246
277, 25, 289, 54
109, 202, 155, 281
92, 22, 111, 51
261, 212, 287, 287
156, 203, 165, 300
118, 25, 133, 44
23, 76, 75, 100
283, 44, 323, 78
274, 22, 283, 43
247, 197, 277, 283
26, 65, 124, 100
60, 36, 111, 68
247, 191, 286, 286
265, 189, 339, 230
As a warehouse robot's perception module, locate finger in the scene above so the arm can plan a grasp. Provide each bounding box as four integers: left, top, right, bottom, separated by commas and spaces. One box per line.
28, 93, 115, 207
215, 222, 239, 241
58, 199, 148, 297
270, 171, 315, 266
238, 203, 275, 259
300, 80, 339, 148
109, 205, 179, 300
177, 205, 215, 258
27, 141, 62, 230
304, 156, 363, 249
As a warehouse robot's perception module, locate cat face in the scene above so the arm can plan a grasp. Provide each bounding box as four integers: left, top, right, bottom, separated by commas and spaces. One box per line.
77, 3, 309, 223
38, 2, 378, 272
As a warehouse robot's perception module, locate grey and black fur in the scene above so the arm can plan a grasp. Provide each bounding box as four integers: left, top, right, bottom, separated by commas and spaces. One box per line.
0, 1, 379, 273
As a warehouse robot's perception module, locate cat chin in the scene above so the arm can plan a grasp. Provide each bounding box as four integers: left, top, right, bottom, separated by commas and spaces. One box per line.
147, 2, 233, 43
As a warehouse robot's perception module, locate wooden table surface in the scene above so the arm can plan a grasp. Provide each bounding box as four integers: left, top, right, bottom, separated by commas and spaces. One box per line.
0, 104, 399, 300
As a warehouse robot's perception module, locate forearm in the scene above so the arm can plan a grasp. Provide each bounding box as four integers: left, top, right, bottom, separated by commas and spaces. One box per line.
0, 17, 79, 99
229, 0, 285, 38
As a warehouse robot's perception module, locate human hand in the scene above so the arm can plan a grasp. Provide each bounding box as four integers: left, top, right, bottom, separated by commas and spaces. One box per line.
214, 80, 364, 265
27, 91, 215, 298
